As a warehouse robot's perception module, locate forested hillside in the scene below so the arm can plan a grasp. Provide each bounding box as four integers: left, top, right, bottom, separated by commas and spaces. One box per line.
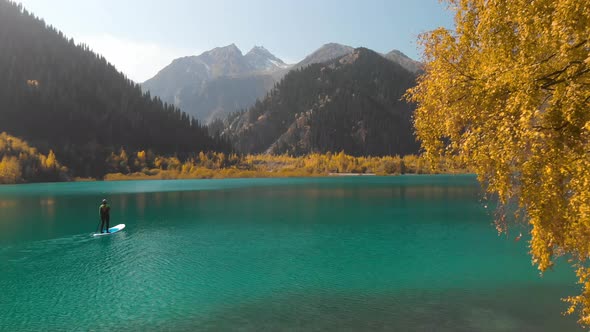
224, 48, 420, 156
0, 0, 230, 178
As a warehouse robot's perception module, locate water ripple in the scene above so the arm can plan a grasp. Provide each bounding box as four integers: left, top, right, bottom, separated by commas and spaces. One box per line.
0, 178, 581, 331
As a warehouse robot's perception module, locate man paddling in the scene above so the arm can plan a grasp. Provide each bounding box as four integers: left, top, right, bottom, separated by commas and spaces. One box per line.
99, 199, 111, 233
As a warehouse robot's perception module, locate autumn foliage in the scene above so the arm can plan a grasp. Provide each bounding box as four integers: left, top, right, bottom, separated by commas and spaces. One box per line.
407, 0, 590, 325
0, 132, 68, 184
103, 150, 468, 181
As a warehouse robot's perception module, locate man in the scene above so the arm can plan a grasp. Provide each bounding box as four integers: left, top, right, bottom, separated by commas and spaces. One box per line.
99, 199, 111, 233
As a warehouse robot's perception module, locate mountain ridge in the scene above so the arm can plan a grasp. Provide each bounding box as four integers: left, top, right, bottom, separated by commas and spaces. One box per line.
142, 43, 422, 124
294, 43, 355, 69
245, 45, 290, 71
223, 47, 420, 156
384, 49, 423, 73
141, 44, 289, 123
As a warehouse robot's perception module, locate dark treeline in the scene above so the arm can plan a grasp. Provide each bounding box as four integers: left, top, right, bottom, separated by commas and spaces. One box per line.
224, 48, 420, 156
0, 0, 231, 178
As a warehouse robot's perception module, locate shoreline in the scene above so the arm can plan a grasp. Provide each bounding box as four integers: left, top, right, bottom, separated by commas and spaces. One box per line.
1, 151, 470, 185
0, 172, 477, 186
328, 173, 376, 176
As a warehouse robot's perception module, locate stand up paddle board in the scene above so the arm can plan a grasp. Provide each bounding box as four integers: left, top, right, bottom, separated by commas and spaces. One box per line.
93, 224, 125, 237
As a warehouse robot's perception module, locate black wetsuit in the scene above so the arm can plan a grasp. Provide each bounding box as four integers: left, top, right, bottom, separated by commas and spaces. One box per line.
99, 203, 110, 233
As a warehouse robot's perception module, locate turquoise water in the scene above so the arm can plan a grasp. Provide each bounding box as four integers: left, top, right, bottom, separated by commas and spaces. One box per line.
0, 176, 581, 331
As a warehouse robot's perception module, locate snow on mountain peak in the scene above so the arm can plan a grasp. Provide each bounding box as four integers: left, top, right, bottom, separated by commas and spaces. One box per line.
245, 46, 287, 71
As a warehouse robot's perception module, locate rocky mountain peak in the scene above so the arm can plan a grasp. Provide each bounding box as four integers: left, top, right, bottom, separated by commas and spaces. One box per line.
384, 49, 423, 73
296, 43, 355, 68
247, 45, 272, 56
204, 43, 243, 58
245, 45, 288, 71
386, 49, 407, 58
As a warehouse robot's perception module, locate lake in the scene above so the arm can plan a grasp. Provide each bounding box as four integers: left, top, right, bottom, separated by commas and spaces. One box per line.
0, 176, 581, 331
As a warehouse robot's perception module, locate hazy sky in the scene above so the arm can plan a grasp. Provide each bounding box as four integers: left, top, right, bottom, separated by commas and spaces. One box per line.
17, 0, 454, 82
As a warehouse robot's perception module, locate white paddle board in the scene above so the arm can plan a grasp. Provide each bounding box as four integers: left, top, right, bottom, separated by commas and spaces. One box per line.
93, 224, 125, 237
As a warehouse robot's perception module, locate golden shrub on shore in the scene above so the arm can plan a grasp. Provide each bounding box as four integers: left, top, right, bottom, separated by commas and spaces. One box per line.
0, 132, 68, 184
102, 151, 468, 181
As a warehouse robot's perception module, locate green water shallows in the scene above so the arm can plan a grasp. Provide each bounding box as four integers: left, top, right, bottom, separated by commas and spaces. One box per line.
0, 176, 581, 331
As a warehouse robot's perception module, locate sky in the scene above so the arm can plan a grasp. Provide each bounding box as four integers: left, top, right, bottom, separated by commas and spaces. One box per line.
17, 0, 454, 82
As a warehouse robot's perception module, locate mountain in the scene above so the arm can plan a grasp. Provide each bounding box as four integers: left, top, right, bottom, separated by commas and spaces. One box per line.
142, 45, 290, 123
142, 42, 423, 125
295, 43, 354, 69
141, 44, 246, 104
223, 48, 420, 156
0, 0, 229, 178
384, 50, 423, 73
244, 46, 290, 72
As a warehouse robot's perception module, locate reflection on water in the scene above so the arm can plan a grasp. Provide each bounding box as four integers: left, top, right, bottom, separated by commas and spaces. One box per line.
136, 193, 147, 217
0, 176, 582, 331
0, 198, 18, 209
39, 197, 56, 220
39, 198, 55, 206
189, 287, 577, 332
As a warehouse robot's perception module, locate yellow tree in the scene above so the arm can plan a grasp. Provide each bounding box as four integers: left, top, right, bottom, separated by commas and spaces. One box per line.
44, 150, 57, 169
407, 0, 590, 324
0, 156, 22, 184
118, 148, 130, 173
136, 150, 147, 170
